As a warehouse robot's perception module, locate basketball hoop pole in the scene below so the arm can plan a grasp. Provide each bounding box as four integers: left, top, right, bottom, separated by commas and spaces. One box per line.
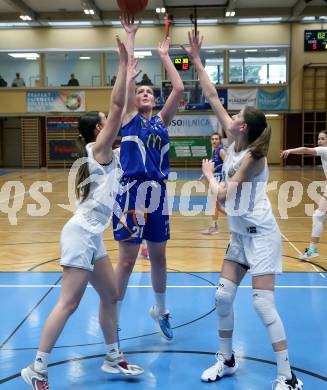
191, 6, 198, 35
165, 13, 169, 38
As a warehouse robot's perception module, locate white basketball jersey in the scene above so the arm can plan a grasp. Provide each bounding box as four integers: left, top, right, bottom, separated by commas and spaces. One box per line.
71, 143, 122, 234
222, 142, 278, 236
315, 147, 327, 179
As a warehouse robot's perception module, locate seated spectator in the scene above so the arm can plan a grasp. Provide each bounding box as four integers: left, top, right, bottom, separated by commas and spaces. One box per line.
11, 73, 25, 87
110, 75, 117, 86
0, 75, 7, 87
138, 73, 153, 86
67, 73, 79, 86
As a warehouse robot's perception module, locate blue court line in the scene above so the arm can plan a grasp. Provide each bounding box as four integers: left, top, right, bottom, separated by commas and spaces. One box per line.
0, 170, 15, 176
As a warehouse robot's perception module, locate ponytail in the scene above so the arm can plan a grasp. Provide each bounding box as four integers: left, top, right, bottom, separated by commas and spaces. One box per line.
243, 106, 271, 159
75, 134, 91, 202
249, 126, 271, 159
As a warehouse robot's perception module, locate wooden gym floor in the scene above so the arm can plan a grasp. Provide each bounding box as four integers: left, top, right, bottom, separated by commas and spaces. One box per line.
0, 166, 325, 274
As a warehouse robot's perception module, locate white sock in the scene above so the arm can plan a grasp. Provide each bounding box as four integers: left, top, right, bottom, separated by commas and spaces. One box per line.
34, 351, 49, 372
105, 342, 120, 359
219, 337, 233, 360
309, 242, 317, 250
155, 292, 167, 316
275, 350, 292, 379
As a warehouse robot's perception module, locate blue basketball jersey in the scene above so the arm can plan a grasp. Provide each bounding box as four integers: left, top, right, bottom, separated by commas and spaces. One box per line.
212, 145, 224, 176
120, 113, 170, 181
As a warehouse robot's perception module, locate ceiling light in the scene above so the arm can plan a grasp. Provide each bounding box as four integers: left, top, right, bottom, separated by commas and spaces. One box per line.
48, 21, 92, 27
245, 49, 258, 52
8, 52, 39, 59
265, 114, 279, 118
225, 10, 235, 17
134, 51, 152, 58
302, 16, 315, 21
0, 22, 29, 27
161, 8, 166, 13
84, 9, 95, 15
197, 19, 218, 25
80, 56, 91, 59
229, 49, 237, 52
20, 15, 32, 21
156, 8, 161, 13
261, 17, 282, 22
238, 18, 260, 23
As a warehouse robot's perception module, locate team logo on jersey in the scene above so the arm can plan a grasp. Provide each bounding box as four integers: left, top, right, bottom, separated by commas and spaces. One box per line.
147, 133, 162, 149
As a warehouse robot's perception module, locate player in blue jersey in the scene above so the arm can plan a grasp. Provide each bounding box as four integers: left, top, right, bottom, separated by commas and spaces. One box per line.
21, 38, 144, 390
202, 132, 227, 235
113, 16, 184, 340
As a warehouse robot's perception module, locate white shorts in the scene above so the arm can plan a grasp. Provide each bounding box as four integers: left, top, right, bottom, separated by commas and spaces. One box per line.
60, 221, 107, 272
224, 230, 282, 276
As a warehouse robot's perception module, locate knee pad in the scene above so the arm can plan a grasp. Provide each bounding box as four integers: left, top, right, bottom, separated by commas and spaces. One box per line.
253, 289, 286, 343
215, 278, 237, 330
312, 209, 326, 238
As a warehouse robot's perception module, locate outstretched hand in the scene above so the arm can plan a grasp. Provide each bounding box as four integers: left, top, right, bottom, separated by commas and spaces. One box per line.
128, 56, 142, 81
116, 36, 128, 64
280, 149, 291, 159
120, 14, 140, 34
181, 29, 203, 60
202, 159, 215, 180
157, 36, 170, 56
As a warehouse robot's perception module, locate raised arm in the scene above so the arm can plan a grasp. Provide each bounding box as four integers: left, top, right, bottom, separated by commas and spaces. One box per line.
182, 30, 233, 144
92, 37, 128, 164
281, 147, 317, 158
157, 37, 184, 126
121, 15, 140, 125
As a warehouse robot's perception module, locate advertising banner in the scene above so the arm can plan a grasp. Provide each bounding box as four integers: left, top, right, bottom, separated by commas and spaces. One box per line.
27, 91, 86, 112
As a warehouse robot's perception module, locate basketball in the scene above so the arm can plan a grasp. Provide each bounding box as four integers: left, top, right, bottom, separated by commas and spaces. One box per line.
117, 0, 148, 15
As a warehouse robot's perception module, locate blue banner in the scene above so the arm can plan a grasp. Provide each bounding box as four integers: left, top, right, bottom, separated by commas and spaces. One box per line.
257, 88, 288, 110
217, 88, 228, 109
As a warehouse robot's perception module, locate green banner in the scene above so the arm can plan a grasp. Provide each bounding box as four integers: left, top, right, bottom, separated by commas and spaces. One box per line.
169, 138, 211, 160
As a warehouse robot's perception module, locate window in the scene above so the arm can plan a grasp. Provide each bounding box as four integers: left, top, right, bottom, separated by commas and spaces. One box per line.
229, 48, 287, 84
46, 52, 100, 87
204, 50, 224, 84
0, 52, 39, 87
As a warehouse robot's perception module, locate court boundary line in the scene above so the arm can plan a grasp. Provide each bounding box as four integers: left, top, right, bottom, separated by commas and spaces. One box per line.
281, 232, 326, 278
0, 276, 62, 349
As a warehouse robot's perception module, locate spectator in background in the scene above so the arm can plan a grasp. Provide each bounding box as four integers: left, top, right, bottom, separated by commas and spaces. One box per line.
67, 73, 80, 86
0, 75, 7, 87
110, 76, 117, 86
11, 72, 25, 87
137, 73, 153, 86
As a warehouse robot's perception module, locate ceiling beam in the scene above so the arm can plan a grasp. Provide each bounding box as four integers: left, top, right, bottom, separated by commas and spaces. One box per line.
3, 0, 37, 20
290, 0, 310, 21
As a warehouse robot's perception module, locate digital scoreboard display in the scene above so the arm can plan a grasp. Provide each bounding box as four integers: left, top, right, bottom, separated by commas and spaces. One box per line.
174, 57, 190, 71
304, 30, 327, 51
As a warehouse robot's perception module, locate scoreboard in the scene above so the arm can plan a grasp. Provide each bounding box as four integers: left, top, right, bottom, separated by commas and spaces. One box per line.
304, 30, 327, 51
174, 57, 190, 71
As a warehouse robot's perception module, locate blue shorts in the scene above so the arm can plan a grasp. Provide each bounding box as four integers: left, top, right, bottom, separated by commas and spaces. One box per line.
112, 178, 170, 244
